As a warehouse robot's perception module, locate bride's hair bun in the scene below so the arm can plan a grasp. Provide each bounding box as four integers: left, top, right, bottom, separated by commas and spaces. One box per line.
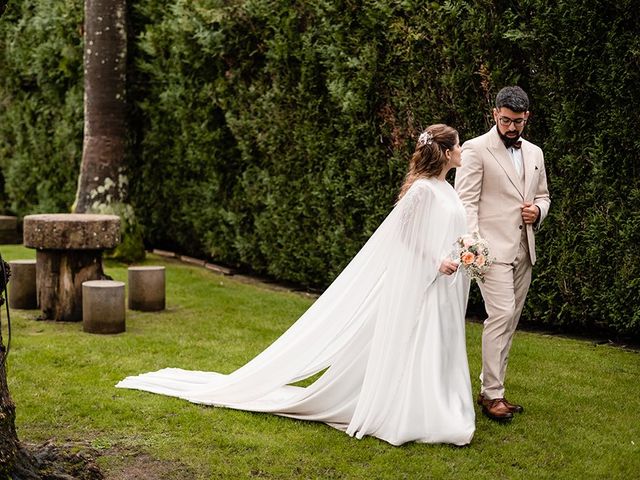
397, 124, 459, 200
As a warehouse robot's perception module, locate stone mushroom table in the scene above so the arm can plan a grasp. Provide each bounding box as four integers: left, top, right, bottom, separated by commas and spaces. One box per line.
23, 213, 120, 322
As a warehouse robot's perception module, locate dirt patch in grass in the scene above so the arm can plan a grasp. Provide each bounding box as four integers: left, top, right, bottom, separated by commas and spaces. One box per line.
100, 446, 197, 480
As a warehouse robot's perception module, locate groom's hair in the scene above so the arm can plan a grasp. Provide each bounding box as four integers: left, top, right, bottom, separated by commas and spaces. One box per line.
495, 86, 529, 112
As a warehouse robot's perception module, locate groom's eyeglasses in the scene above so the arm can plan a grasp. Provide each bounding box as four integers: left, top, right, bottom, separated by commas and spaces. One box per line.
498, 116, 527, 127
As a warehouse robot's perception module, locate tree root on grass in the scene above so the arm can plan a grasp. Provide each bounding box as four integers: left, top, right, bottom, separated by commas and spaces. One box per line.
9, 441, 103, 480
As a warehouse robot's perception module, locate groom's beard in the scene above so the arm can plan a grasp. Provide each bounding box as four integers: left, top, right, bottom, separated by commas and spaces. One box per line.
498, 129, 521, 148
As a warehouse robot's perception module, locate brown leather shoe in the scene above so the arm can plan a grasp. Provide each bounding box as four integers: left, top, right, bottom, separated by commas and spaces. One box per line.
503, 397, 524, 414
478, 395, 513, 421
478, 393, 524, 413
477, 393, 524, 414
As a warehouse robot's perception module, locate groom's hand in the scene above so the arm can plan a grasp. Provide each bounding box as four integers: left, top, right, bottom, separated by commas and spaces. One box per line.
521, 202, 540, 224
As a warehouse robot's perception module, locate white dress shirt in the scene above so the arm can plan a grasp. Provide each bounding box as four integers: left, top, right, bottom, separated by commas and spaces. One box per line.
507, 144, 523, 177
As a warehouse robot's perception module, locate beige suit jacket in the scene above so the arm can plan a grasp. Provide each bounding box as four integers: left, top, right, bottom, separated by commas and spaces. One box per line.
454, 126, 550, 265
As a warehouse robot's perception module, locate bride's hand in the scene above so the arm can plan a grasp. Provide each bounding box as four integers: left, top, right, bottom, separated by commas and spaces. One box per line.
439, 259, 459, 276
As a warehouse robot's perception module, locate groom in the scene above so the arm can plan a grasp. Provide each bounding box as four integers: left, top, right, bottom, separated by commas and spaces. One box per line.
455, 86, 550, 421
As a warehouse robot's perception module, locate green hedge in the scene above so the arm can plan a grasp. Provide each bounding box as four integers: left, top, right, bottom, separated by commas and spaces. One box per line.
1, 0, 639, 339
0, 0, 84, 215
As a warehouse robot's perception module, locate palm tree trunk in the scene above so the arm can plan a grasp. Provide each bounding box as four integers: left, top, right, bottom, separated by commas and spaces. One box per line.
74, 0, 127, 213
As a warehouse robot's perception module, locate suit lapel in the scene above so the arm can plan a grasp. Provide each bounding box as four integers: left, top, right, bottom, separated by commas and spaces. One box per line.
522, 141, 535, 200
486, 128, 524, 198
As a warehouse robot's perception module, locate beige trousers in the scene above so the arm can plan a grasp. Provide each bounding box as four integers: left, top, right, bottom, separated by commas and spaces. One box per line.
479, 231, 532, 399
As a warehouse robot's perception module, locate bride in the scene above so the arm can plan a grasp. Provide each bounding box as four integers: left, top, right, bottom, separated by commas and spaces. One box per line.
117, 124, 475, 446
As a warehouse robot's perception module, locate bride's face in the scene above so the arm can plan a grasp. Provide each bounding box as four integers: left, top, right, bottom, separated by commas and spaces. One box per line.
446, 140, 462, 168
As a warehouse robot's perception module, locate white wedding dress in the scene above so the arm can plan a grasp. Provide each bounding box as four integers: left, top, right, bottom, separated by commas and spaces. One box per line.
117, 178, 475, 446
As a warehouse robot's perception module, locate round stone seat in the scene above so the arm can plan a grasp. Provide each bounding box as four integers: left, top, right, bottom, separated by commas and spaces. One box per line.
82, 280, 125, 334
128, 266, 165, 311
23, 213, 121, 322
8, 259, 37, 310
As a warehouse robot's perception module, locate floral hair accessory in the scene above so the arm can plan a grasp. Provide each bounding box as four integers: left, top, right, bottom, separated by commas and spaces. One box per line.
418, 130, 434, 147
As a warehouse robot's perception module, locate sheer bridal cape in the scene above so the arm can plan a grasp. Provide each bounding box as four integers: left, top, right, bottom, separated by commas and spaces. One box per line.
117, 178, 475, 446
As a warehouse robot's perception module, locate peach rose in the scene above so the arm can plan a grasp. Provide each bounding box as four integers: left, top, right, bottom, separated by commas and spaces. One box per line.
461, 252, 475, 265
475, 254, 486, 267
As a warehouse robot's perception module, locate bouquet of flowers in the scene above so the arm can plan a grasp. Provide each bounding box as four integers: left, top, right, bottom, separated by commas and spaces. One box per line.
453, 233, 493, 283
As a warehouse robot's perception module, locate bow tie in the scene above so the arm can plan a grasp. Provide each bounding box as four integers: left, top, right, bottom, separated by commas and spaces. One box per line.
508, 141, 522, 149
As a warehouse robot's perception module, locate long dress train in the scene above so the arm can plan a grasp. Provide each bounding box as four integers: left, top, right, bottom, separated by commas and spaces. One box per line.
117, 178, 475, 446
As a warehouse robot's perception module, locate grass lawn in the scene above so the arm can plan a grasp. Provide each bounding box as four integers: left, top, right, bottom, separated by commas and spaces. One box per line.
1, 245, 638, 479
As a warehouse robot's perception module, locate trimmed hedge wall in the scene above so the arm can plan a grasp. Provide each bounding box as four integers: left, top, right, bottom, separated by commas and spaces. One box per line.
0, 0, 84, 215
1, 0, 639, 339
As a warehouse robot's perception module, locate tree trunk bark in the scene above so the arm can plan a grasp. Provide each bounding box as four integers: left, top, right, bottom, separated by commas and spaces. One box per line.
0, 340, 20, 477
74, 0, 127, 213
0, 306, 40, 479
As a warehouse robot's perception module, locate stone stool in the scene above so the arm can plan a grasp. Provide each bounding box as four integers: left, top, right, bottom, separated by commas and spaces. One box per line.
8, 259, 37, 309
0, 215, 19, 244
128, 266, 165, 311
82, 280, 125, 334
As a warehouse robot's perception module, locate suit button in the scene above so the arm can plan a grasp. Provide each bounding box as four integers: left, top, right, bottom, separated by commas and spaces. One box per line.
519, 225, 523, 230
